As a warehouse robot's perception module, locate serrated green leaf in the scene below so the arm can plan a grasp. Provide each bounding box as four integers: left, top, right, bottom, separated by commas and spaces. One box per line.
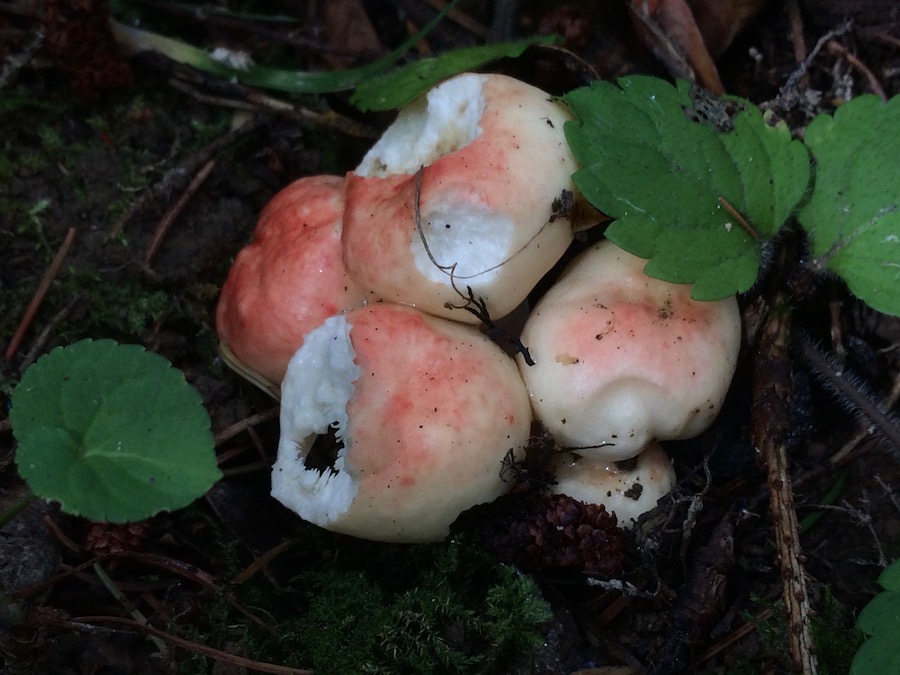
797, 94, 900, 317
350, 35, 557, 112
10, 339, 221, 523
856, 590, 900, 637
564, 76, 810, 300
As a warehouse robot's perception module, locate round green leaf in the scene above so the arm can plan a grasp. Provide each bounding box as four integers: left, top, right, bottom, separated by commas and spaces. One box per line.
10, 339, 221, 523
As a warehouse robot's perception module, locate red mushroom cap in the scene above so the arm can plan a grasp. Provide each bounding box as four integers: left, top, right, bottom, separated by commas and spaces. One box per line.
215, 175, 366, 393
271, 303, 533, 542
341, 73, 585, 323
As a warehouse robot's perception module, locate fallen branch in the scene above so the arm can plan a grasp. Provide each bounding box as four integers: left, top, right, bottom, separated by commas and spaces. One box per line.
750, 291, 819, 674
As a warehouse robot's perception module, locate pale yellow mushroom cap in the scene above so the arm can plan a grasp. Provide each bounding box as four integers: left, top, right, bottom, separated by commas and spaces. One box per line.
517, 240, 741, 462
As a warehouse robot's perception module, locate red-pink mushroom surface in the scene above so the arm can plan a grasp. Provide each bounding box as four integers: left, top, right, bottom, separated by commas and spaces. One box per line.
517, 240, 741, 462
549, 443, 676, 529
215, 175, 366, 395
271, 303, 533, 542
342, 73, 586, 324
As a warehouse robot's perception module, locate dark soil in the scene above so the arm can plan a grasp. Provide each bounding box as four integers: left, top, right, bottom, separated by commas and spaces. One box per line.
1, 1, 899, 674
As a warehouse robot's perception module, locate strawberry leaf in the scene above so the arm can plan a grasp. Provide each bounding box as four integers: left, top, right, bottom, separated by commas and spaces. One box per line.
564, 76, 810, 300
797, 94, 900, 317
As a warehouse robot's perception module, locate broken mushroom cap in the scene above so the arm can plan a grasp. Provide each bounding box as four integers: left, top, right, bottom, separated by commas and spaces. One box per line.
517, 240, 741, 462
271, 303, 533, 543
549, 443, 676, 529
215, 175, 366, 395
342, 72, 590, 324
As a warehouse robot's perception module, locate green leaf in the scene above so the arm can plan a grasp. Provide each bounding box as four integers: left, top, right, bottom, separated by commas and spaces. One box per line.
797, 94, 900, 317
857, 590, 900, 637
350, 35, 557, 112
852, 562, 900, 674
110, 0, 458, 96
851, 634, 900, 675
10, 339, 221, 523
564, 77, 810, 300
879, 559, 900, 592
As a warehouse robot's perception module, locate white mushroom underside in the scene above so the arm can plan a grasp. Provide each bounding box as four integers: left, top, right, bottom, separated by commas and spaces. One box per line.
414, 201, 514, 285
271, 315, 361, 526
356, 74, 486, 177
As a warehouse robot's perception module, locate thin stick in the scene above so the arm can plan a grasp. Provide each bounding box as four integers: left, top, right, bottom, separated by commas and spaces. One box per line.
93, 563, 167, 654
826, 40, 888, 100
4, 227, 76, 362
110, 116, 262, 238
693, 608, 775, 666
787, 0, 808, 64
423, 0, 488, 37
47, 615, 311, 675
214, 408, 279, 446
770, 20, 852, 111
144, 158, 216, 265
828, 368, 900, 468
231, 539, 296, 584
718, 196, 758, 240
19, 295, 82, 369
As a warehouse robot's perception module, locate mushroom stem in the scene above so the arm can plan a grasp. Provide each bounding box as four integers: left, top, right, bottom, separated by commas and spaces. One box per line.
549, 443, 676, 529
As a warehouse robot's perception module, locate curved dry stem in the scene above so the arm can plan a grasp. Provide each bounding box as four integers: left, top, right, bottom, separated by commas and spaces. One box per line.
413, 166, 535, 364
412, 165, 554, 285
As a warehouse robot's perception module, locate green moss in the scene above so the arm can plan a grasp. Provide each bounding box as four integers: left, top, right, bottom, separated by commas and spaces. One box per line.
163, 526, 552, 675
286, 537, 551, 674
52, 270, 174, 340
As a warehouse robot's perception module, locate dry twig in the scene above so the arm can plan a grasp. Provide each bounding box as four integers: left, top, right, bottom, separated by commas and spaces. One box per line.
4, 227, 77, 363
750, 292, 819, 674
43, 614, 310, 675
826, 39, 888, 100
109, 116, 263, 238
144, 158, 216, 265
214, 408, 280, 446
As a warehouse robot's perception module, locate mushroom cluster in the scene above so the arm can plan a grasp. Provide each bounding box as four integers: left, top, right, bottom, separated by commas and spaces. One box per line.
216, 73, 742, 543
